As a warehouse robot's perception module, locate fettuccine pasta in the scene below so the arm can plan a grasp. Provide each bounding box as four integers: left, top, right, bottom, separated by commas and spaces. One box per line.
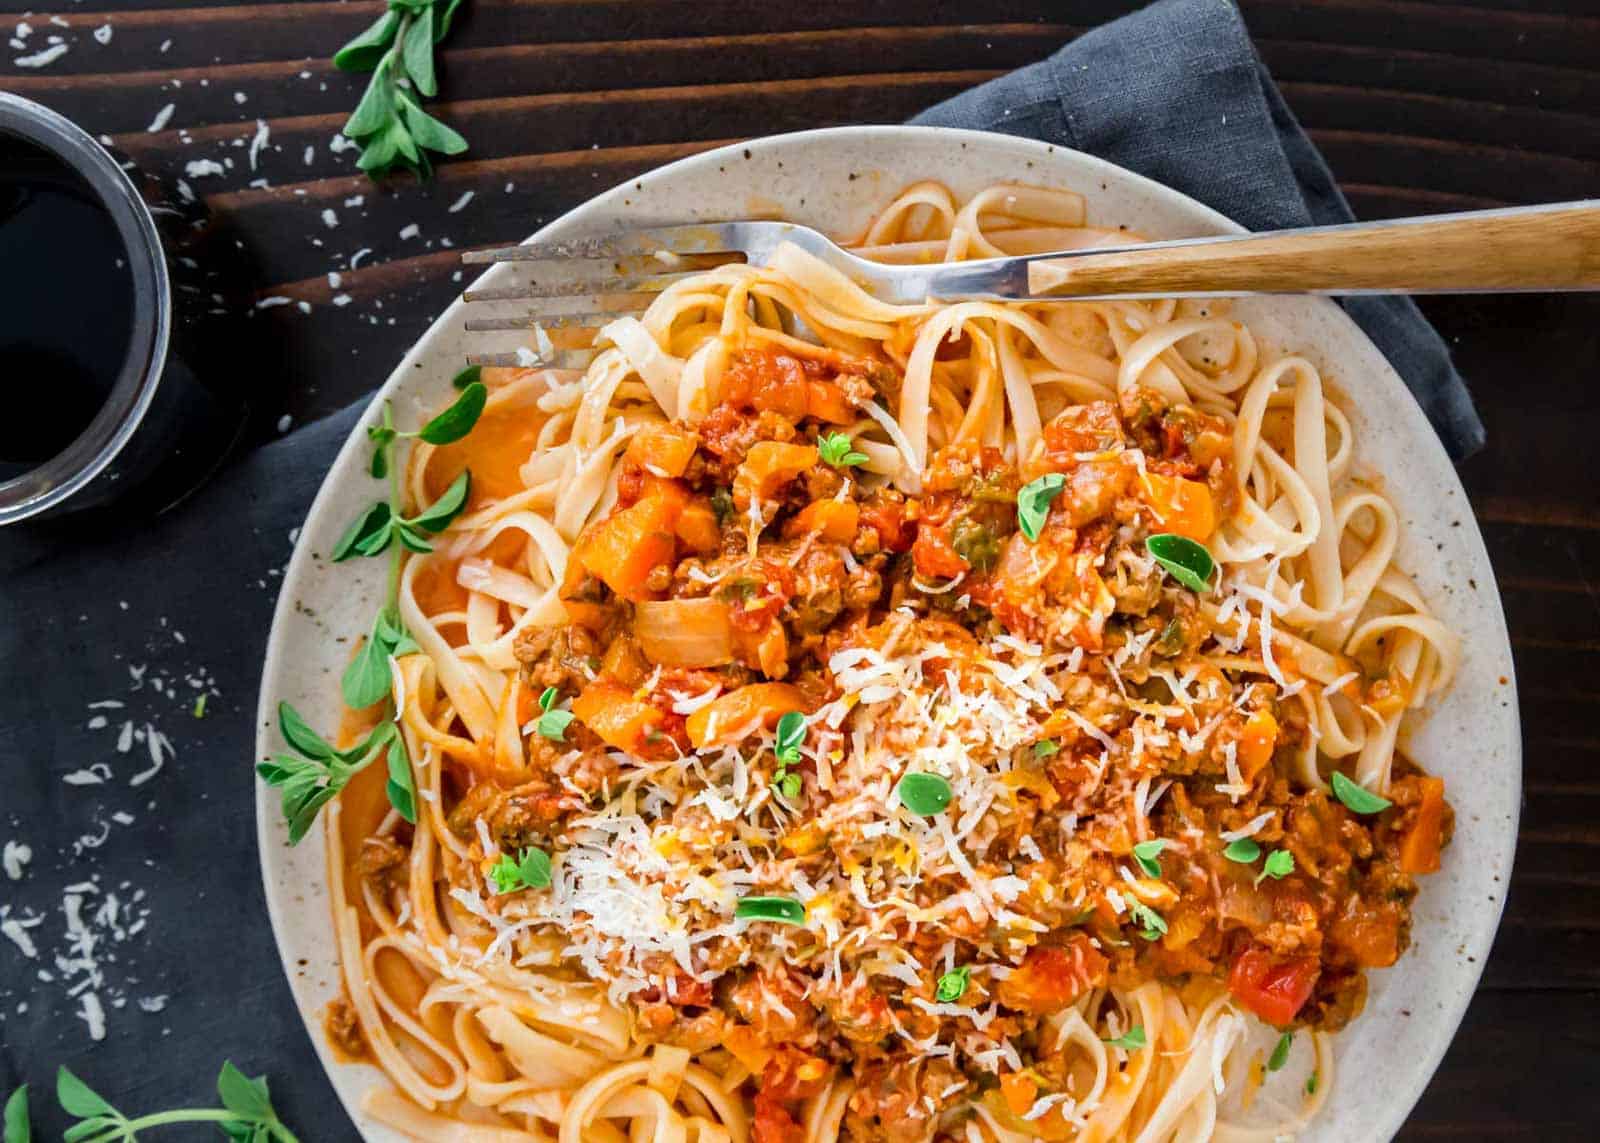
322, 181, 1458, 1143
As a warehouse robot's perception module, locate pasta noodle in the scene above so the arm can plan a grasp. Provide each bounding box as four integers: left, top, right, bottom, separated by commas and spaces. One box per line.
322, 182, 1459, 1142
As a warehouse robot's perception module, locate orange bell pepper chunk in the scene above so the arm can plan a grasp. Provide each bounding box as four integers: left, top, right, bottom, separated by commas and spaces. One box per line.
686, 682, 804, 749
625, 423, 699, 477
572, 497, 678, 601
676, 500, 721, 553
1399, 775, 1448, 874
1141, 472, 1216, 541
783, 499, 860, 544
1237, 710, 1278, 779
722, 1025, 773, 1076
571, 681, 665, 754
999, 1073, 1038, 1117
804, 380, 857, 425
733, 442, 817, 510
631, 474, 718, 553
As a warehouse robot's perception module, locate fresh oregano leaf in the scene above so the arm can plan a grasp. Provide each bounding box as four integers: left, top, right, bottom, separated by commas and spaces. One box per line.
331, 501, 392, 562
1016, 473, 1065, 541
333, 9, 400, 73
1145, 533, 1215, 593
418, 382, 487, 445
400, 6, 438, 97
278, 701, 335, 760
54, 1070, 113, 1120
384, 727, 418, 823
410, 470, 472, 532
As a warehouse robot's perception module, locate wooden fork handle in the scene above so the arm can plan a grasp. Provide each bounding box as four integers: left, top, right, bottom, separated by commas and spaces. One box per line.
1026, 201, 1600, 297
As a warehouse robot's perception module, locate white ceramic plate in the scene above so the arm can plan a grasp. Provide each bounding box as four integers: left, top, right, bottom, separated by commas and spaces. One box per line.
256, 125, 1520, 1142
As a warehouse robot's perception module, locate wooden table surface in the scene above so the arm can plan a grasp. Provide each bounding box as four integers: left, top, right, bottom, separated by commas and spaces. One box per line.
6, 0, 1598, 1136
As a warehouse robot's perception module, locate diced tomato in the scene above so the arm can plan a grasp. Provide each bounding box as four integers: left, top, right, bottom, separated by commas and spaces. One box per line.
1040, 401, 1124, 461
1227, 946, 1319, 1026
724, 349, 812, 421
752, 1090, 804, 1143
718, 559, 797, 632
666, 974, 714, 1008
721, 349, 856, 427
751, 1049, 827, 1143
912, 525, 969, 580
995, 938, 1108, 1015
860, 497, 913, 552
761, 1047, 829, 1101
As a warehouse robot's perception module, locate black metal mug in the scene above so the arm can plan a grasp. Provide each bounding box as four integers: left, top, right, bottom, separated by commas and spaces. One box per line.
0, 92, 258, 527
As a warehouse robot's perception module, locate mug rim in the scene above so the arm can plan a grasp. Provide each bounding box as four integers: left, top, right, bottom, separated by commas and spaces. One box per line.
0, 91, 171, 525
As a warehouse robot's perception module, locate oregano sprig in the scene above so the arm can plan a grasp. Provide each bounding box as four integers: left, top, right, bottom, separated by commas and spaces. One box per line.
38, 1060, 300, 1142
262, 374, 485, 844
489, 847, 552, 895
258, 703, 416, 843
771, 711, 806, 799
334, 0, 469, 179
332, 462, 473, 560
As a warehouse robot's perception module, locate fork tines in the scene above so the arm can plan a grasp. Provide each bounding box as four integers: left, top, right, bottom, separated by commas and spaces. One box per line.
460, 223, 753, 265
459, 224, 762, 370
464, 349, 602, 369
462, 311, 631, 334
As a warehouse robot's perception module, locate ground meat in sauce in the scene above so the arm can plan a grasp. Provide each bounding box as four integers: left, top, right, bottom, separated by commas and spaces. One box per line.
324, 996, 366, 1059
356, 834, 408, 877
399, 346, 1451, 1129
515, 624, 600, 694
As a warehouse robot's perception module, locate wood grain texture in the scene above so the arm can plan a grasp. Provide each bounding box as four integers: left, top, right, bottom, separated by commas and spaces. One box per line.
3, 0, 1597, 1137
1026, 202, 1600, 295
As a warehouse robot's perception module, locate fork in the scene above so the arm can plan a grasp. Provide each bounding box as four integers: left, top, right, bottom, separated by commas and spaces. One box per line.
457, 200, 1600, 368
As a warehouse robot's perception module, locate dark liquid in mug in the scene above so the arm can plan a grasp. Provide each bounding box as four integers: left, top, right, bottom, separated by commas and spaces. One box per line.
0, 132, 136, 481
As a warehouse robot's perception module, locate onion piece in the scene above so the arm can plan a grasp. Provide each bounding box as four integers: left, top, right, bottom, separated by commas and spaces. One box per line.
634, 598, 734, 667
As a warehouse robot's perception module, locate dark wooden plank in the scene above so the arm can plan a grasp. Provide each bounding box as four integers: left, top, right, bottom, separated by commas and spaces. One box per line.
0, 0, 1092, 74
101, 70, 997, 196
1281, 82, 1600, 161
1402, 990, 1600, 1137
5, 24, 1067, 134
1311, 129, 1600, 204
1243, 0, 1600, 69
1259, 38, 1600, 114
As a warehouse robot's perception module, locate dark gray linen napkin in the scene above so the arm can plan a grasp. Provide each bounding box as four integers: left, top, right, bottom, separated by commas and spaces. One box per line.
0, 0, 1478, 1132
0, 405, 363, 1133
913, 0, 1484, 458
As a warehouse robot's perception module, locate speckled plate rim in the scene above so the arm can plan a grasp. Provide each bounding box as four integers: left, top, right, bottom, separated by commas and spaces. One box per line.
256, 125, 1520, 1143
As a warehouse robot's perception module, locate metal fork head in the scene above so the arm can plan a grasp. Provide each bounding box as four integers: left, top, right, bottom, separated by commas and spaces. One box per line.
457, 220, 881, 367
